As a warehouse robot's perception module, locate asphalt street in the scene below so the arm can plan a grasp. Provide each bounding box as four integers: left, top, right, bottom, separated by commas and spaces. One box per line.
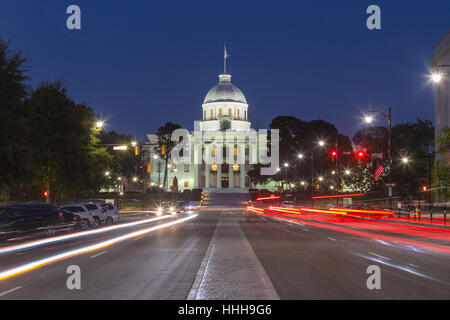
0, 209, 449, 299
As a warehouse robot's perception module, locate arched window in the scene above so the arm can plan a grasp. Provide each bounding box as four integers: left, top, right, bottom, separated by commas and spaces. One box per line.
210, 109, 213, 119
237, 109, 240, 119
219, 108, 222, 116
228, 108, 232, 116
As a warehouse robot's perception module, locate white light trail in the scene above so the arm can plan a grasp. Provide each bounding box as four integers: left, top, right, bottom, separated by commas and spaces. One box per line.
0, 214, 198, 281
0, 215, 172, 255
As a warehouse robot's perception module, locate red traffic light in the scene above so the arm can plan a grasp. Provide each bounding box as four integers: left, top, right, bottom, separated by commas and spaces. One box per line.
331, 150, 337, 157
422, 186, 428, 192
355, 150, 367, 160
43, 191, 48, 197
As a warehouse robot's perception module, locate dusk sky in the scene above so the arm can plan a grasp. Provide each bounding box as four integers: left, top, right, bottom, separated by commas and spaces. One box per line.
1, 0, 449, 141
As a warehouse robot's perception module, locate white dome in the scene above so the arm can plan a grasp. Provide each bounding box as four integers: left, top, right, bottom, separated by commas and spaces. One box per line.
203, 74, 247, 104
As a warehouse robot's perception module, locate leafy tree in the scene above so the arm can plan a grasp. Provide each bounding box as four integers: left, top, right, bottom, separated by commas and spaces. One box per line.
0, 37, 30, 193
352, 119, 434, 197
432, 127, 450, 201
98, 130, 141, 185
156, 122, 182, 190
23, 80, 112, 202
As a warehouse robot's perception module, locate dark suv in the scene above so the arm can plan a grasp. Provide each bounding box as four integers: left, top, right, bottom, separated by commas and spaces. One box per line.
0, 203, 81, 242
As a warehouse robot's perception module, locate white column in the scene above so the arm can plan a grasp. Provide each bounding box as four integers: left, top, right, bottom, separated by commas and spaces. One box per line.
205, 163, 210, 188
229, 163, 234, 188
217, 163, 222, 189
239, 145, 246, 188
193, 147, 200, 188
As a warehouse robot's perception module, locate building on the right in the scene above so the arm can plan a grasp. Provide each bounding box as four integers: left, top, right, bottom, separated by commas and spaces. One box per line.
431, 30, 450, 148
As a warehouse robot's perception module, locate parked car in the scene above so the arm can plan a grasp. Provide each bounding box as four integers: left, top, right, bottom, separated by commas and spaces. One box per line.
58, 204, 96, 230
81, 202, 106, 227
100, 203, 120, 224
0, 203, 81, 242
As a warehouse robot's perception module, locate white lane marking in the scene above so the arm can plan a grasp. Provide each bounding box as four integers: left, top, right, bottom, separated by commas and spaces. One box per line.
90, 251, 107, 258
302, 228, 309, 232
328, 237, 336, 241
0, 286, 22, 297
369, 252, 391, 261
355, 252, 449, 285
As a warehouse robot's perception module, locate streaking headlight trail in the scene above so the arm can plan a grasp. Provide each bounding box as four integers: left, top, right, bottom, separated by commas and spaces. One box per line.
0, 214, 198, 281
0, 215, 173, 255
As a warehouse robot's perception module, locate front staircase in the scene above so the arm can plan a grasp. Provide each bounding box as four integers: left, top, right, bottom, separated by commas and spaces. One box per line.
201, 192, 249, 207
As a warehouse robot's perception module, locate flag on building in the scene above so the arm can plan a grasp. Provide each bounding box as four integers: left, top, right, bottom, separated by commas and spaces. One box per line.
374, 163, 384, 181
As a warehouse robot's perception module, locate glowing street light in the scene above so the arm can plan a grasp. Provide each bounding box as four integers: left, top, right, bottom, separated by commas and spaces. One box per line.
298, 154, 304, 159
105, 171, 110, 176
431, 73, 442, 84
131, 141, 137, 147
318, 140, 325, 147
345, 170, 351, 175
318, 176, 323, 181
284, 163, 289, 168
364, 115, 373, 123
96, 120, 104, 129
132, 177, 138, 182
401, 157, 409, 164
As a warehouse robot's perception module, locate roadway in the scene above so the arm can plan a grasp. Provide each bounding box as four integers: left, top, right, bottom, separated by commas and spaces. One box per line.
0, 209, 449, 299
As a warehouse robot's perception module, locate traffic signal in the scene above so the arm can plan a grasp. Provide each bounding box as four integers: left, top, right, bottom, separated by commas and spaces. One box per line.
161, 144, 166, 155
135, 145, 140, 156
422, 186, 428, 192
355, 150, 367, 160
330, 150, 338, 160
43, 191, 49, 202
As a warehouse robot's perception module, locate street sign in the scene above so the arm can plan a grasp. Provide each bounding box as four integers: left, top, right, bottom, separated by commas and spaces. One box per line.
385, 183, 395, 187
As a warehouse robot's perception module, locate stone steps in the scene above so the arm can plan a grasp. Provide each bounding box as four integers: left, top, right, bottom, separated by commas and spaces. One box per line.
202, 192, 249, 207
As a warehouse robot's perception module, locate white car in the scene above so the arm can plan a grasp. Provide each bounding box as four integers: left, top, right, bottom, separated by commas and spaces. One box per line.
81, 203, 106, 227
58, 204, 96, 230
100, 203, 120, 224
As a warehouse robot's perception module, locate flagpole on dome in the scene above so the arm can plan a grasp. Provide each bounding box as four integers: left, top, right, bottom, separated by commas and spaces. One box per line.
224, 42, 228, 74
